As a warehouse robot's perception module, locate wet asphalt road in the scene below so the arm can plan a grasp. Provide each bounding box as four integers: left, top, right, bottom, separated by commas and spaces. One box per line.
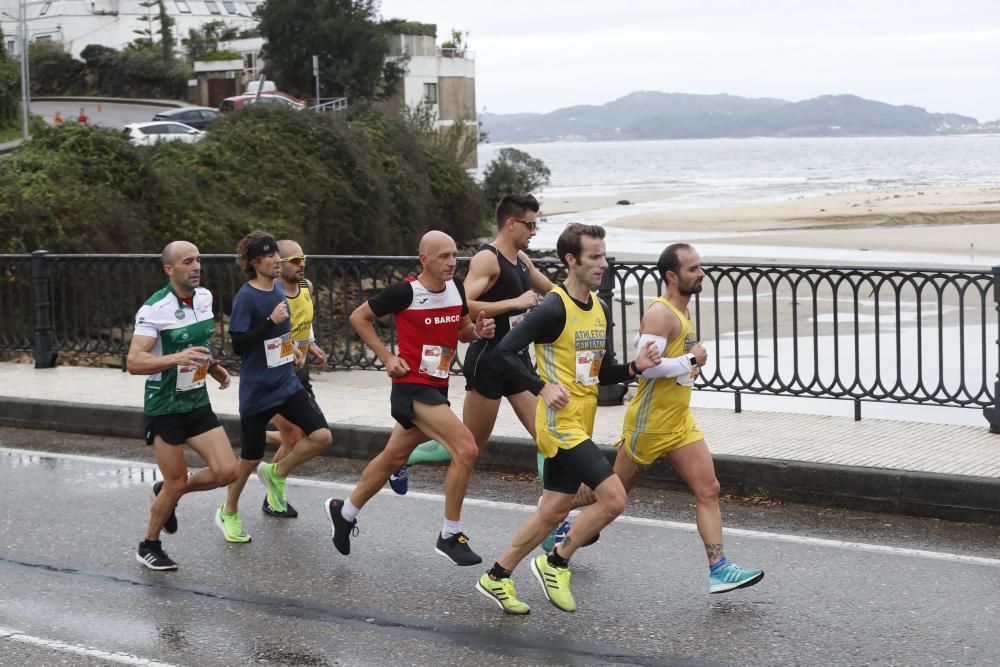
0, 427, 998, 667
31, 101, 178, 130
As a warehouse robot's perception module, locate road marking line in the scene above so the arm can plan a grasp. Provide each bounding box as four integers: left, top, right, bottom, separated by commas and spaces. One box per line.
0, 624, 181, 666
5, 446, 1000, 568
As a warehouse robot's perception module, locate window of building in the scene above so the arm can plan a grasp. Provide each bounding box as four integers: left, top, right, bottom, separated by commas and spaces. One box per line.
175, 1, 192, 13
223, 1, 238, 14
423, 82, 438, 105
39, 2, 52, 16
5, 40, 14, 54
245, 2, 259, 13
205, 1, 221, 14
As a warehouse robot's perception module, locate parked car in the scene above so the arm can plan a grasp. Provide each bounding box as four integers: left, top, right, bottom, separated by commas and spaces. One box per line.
219, 91, 307, 113
123, 122, 206, 146
151, 107, 221, 130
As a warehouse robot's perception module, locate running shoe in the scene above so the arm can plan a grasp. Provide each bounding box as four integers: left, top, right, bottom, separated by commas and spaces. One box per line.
389, 464, 411, 495
135, 541, 177, 571
435, 532, 483, 566
262, 496, 298, 518
151, 481, 178, 535
476, 573, 530, 615
541, 519, 571, 553
257, 462, 287, 513
709, 562, 765, 594
530, 554, 576, 612
324, 498, 358, 555
214, 505, 251, 543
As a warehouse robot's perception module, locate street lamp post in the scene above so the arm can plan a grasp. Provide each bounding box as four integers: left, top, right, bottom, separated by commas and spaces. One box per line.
19, 0, 30, 140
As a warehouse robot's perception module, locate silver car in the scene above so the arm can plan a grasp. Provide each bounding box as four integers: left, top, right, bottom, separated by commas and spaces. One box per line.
123, 121, 206, 146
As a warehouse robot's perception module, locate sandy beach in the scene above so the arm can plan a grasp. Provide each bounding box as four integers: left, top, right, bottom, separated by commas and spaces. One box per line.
596, 185, 1000, 258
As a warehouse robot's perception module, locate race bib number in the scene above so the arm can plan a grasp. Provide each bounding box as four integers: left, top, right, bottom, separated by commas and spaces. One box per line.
419, 344, 455, 379
575, 350, 604, 386
509, 313, 526, 330
265, 333, 295, 368
176, 363, 208, 392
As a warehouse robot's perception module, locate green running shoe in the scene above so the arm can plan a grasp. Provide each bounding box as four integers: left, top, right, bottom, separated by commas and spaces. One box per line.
476, 573, 530, 615
530, 554, 576, 612
257, 462, 287, 513
215, 505, 251, 543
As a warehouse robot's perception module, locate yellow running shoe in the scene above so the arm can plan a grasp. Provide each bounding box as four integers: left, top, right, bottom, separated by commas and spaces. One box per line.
475, 573, 530, 615
215, 505, 251, 543
530, 554, 576, 612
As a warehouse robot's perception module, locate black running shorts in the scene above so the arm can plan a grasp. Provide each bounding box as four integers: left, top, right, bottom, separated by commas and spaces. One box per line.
542, 439, 614, 495
463, 341, 534, 400
295, 364, 314, 398
240, 388, 328, 460
145, 404, 221, 446
390, 382, 450, 430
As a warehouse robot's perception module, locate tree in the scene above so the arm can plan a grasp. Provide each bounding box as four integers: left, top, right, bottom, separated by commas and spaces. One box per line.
135, 0, 175, 59
481, 148, 551, 210
182, 20, 241, 62
0, 27, 19, 128
257, 0, 406, 101
28, 41, 86, 96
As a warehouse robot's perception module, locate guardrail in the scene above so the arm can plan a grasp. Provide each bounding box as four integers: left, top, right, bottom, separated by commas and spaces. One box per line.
1, 252, 997, 430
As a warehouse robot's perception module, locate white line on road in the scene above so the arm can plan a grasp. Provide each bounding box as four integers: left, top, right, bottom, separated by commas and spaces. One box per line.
0, 625, 181, 666
5, 446, 1000, 569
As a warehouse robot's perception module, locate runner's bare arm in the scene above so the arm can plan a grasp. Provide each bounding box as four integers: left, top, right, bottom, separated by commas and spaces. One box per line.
127, 335, 210, 375
520, 252, 555, 295
465, 250, 537, 319
349, 301, 407, 375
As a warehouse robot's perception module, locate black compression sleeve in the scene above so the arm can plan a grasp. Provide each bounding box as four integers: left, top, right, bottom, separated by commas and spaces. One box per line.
230, 317, 273, 355
596, 298, 632, 384
493, 293, 566, 394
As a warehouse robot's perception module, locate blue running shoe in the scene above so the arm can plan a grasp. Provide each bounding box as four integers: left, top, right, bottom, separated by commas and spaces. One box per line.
389, 464, 411, 495
541, 519, 571, 554
709, 562, 764, 594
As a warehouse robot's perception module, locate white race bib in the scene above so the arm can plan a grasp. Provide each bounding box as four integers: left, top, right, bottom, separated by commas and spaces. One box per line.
575, 350, 604, 386
419, 344, 455, 379
509, 313, 525, 329
176, 364, 208, 392
265, 333, 295, 368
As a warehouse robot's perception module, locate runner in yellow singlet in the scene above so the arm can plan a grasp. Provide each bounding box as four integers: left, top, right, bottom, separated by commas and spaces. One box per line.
261, 239, 329, 518
569, 243, 764, 594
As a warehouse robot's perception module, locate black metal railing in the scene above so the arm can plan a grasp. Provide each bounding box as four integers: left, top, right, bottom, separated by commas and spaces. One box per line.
2, 252, 997, 430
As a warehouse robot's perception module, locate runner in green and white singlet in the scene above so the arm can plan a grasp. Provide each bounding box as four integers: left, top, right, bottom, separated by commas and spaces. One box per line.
127, 241, 238, 571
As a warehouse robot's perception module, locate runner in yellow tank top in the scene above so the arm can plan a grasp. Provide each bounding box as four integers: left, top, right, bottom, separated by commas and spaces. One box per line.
560, 243, 764, 595
262, 239, 329, 518
475, 223, 662, 615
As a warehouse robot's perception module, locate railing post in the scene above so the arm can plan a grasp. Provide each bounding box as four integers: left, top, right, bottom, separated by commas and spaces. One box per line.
598, 256, 626, 406
984, 264, 1000, 433
31, 249, 56, 368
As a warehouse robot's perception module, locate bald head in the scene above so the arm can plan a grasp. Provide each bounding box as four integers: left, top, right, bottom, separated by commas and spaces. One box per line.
277, 239, 302, 258
162, 240, 197, 267
418, 230, 455, 256
417, 230, 458, 285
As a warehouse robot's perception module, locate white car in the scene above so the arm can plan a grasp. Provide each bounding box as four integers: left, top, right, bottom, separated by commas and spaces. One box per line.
123, 121, 205, 146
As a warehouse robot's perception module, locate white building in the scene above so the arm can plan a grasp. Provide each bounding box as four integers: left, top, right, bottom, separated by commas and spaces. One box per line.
0, 0, 259, 59
383, 29, 477, 167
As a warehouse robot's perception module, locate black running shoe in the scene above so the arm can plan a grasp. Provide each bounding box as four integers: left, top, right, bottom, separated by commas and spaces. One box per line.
262, 496, 299, 518
152, 481, 178, 534
136, 540, 177, 571
435, 532, 483, 566
323, 498, 358, 555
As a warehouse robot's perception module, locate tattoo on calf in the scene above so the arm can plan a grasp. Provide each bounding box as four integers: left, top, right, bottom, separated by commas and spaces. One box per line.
560, 535, 573, 550
705, 543, 725, 561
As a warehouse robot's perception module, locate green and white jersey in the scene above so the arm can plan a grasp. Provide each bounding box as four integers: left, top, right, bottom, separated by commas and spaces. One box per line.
134, 284, 216, 416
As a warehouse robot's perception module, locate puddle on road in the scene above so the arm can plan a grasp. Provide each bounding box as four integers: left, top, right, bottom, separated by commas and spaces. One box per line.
0, 449, 159, 489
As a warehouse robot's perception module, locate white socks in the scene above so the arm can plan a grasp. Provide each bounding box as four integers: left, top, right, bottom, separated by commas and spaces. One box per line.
342, 498, 360, 522
441, 519, 462, 539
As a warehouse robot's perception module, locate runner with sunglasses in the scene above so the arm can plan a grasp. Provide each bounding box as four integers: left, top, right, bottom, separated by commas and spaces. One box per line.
387, 195, 554, 498
260, 240, 329, 518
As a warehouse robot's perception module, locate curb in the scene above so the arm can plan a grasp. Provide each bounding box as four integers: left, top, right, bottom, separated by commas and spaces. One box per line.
2, 397, 998, 525
31, 97, 188, 109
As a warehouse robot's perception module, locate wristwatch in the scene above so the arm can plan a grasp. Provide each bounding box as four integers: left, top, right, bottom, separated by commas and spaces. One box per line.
688, 354, 698, 367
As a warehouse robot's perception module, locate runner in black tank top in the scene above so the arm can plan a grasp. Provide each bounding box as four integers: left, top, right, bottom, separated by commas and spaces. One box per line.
387, 195, 554, 496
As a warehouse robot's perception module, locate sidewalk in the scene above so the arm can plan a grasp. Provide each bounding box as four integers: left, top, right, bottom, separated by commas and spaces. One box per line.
1, 362, 998, 523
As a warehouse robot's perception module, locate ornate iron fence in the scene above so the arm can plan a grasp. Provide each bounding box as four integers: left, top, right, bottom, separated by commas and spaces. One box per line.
2, 252, 997, 429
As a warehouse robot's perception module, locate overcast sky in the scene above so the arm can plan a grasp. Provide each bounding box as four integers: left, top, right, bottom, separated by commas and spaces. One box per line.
377, 0, 1000, 121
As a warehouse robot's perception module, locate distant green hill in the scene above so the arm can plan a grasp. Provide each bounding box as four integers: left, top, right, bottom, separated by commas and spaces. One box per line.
481, 92, 979, 142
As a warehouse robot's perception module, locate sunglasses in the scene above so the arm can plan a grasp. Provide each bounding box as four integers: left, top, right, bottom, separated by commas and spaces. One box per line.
509, 216, 537, 231
281, 255, 307, 265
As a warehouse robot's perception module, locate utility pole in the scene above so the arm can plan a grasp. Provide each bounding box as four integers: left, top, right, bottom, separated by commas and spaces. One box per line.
312, 54, 320, 110
19, 0, 29, 140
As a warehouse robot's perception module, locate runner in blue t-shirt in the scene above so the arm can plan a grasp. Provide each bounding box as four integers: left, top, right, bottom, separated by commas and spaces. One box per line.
215, 231, 333, 543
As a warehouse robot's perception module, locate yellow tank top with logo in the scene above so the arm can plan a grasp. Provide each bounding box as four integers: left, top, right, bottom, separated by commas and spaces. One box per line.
287, 280, 314, 346
623, 297, 697, 434
534, 286, 607, 458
